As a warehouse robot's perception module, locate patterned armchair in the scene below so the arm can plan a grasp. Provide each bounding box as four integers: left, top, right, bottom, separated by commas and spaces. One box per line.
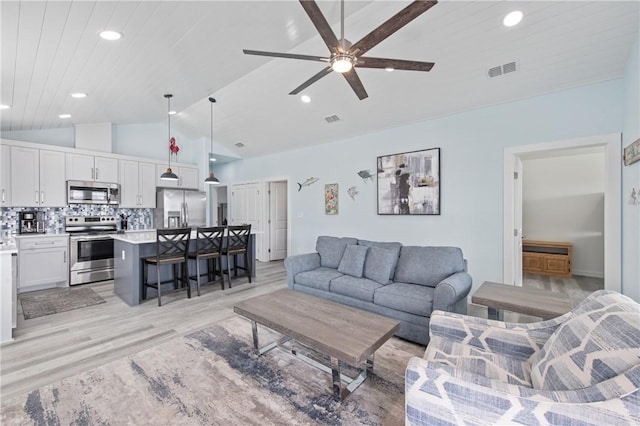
405, 290, 640, 425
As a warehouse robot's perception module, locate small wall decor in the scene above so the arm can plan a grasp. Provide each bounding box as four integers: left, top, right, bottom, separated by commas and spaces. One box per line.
347, 186, 359, 200
357, 170, 374, 183
325, 183, 339, 215
377, 147, 440, 215
623, 138, 640, 166
297, 177, 319, 191
629, 187, 640, 205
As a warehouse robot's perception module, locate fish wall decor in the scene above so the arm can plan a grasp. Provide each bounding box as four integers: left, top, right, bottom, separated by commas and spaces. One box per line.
347, 186, 359, 200
297, 177, 319, 191
357, 170, 374, 183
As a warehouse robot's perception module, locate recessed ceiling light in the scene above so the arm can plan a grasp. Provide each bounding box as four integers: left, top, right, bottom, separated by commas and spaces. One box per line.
300, 95, 311, 103
0, 104, 10, 110
99, 30, 123, 41
385, 67, 394, 72
71, 93, 87, 98
168, 110, 176, 115
59, 114, 71, 119
503, 11, 523, 27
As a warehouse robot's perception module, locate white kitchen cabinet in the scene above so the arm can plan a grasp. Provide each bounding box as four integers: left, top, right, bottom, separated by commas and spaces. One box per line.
67, 153, 118, 183
119, 160, 156, 208
17, 235, 69, 293
11, 147, 66, 207
156, 165, 198, 189
1, 145, 11, 206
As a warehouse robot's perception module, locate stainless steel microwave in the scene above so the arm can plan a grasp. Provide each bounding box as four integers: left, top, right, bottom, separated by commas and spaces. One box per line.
67, 180, 120, 205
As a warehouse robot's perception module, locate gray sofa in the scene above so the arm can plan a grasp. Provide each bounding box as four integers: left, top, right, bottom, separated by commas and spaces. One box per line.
283, 236, 472, 345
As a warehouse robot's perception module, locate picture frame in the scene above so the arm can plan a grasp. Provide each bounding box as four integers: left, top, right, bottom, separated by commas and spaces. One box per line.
377, 147, 440, 215
623, 138, 640, 166
325, 183, 338, 215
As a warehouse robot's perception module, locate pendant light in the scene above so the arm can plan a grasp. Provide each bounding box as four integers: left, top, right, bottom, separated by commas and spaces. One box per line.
204, 96, 220, 185
160, 93, 179, 181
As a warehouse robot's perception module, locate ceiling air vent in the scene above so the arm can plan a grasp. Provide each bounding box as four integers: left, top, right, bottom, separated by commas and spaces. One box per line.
502, 61, 517, 74
488, 66, 502, 78
324, 114, 340, 123
235, 142, 245, 148
488, 61, 518, 78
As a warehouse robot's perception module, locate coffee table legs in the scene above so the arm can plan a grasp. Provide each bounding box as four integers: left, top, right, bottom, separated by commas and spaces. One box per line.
487, 307, 504, 321
249, 319, 374, 401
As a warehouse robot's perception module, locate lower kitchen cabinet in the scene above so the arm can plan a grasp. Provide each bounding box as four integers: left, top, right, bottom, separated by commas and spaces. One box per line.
17, 235, 69, 292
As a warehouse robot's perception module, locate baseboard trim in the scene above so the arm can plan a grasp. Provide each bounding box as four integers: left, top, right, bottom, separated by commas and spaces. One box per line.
572, 270, 604, 278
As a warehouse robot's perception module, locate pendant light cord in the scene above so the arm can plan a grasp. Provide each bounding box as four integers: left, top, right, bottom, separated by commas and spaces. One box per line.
210, 97, 216, 152
165, 94, 173, 168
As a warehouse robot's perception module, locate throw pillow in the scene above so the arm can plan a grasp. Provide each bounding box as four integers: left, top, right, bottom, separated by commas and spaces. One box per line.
358, 240, 401, 280
337, 245, 368, 278
316, 236, 358, 268
363, 246, 396, 284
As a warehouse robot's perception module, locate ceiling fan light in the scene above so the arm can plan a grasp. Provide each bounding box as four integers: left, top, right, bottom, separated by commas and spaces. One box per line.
331, 55, 353, 73
385, 67, 394, 72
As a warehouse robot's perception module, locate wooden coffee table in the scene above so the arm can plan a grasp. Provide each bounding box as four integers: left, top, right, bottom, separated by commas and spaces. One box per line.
233, 289, 400, 401
472, 281, 572, 321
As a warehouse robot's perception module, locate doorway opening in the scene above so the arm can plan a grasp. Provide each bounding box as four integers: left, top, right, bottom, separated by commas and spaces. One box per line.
503, 133, 621, 292
209, 185, 228, 226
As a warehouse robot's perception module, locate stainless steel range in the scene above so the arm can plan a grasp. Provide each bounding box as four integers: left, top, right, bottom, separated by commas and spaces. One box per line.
65, 216, 117, 286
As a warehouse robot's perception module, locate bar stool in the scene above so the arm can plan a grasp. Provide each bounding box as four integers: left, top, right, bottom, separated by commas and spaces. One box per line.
188, 226, 225, 296
221, 224, 252, 288
142, 228, 191, 306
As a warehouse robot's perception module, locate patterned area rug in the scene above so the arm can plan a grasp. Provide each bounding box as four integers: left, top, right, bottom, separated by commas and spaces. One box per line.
19, 287, 106, 320
1, 316, 424, 425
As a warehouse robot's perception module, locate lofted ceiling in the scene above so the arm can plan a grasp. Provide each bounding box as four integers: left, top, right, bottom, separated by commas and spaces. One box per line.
1, 1, 638, 160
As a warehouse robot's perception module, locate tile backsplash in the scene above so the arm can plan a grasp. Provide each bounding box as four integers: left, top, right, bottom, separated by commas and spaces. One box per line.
0, 205, 153, 236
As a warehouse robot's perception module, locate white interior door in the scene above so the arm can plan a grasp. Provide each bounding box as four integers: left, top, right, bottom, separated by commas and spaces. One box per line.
514, 157, 523, 287
269, 181, 288, 260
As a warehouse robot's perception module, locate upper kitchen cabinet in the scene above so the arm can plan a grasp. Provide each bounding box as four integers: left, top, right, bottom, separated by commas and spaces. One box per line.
11, 147, 66, 207
119, 160, 156, 208
1, 145, 11, 206
66, 153, 119, 183
155, 165, 198, 189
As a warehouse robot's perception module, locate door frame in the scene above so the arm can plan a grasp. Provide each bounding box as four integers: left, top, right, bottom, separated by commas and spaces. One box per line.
503, 133, 621, 291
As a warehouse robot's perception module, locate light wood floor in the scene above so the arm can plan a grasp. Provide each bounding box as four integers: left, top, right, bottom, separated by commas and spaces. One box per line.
1, 265, 603, 402
1, 261, 288, 401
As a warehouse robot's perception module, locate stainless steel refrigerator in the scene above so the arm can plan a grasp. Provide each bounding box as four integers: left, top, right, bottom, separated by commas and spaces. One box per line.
155, 188, 207, 229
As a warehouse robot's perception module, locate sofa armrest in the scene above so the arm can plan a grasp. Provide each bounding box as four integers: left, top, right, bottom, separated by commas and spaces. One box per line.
283, 253, 320, 288
433, 272, 472, 311
428, 310, 569, 361
406, 358, 640, 425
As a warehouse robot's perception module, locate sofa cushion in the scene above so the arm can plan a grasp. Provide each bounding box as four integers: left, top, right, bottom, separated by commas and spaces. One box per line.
424, 335, 532, 386
531, 300, 640, 391
316, 236, 358, 269
330, 275, 383, 303
337, 245, 368, 278
294, 267, 344, 292
358, 240, 402, 280
362, 246, 397, 285
394, 246, 466, 287
374, 283, 435, 317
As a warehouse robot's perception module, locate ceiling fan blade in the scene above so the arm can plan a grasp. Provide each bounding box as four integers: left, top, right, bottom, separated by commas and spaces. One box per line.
342, 69, 368, 100
357, 57, 435, 72
289, 66, 333, 95
243, 49, 329, 62
351, 1, 437, 56
299, 0, 340, 52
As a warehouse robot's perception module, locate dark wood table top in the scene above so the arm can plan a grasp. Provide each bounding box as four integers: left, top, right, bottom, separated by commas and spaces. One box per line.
472, 281, 572, 320
234, 289, 401, 365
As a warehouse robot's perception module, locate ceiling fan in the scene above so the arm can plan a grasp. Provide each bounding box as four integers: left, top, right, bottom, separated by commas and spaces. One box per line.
243, 0, 437, 100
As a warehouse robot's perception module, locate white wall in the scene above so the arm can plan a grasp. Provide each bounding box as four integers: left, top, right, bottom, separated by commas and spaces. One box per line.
217, 78, 625, 296
622, 34, 640, 301
522, 152, 605, 277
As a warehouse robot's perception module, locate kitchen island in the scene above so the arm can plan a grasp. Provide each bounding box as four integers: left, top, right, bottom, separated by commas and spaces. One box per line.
113, 229, 256, 306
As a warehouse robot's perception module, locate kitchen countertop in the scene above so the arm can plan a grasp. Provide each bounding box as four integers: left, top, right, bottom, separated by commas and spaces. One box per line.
13, 233, 69, 239
0, 238, 17, 254
113, 228, 260, 245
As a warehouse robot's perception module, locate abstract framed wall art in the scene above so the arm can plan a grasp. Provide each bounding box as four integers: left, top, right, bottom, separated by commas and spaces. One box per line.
377, 148, 440, 215
325, 183, 339, 215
